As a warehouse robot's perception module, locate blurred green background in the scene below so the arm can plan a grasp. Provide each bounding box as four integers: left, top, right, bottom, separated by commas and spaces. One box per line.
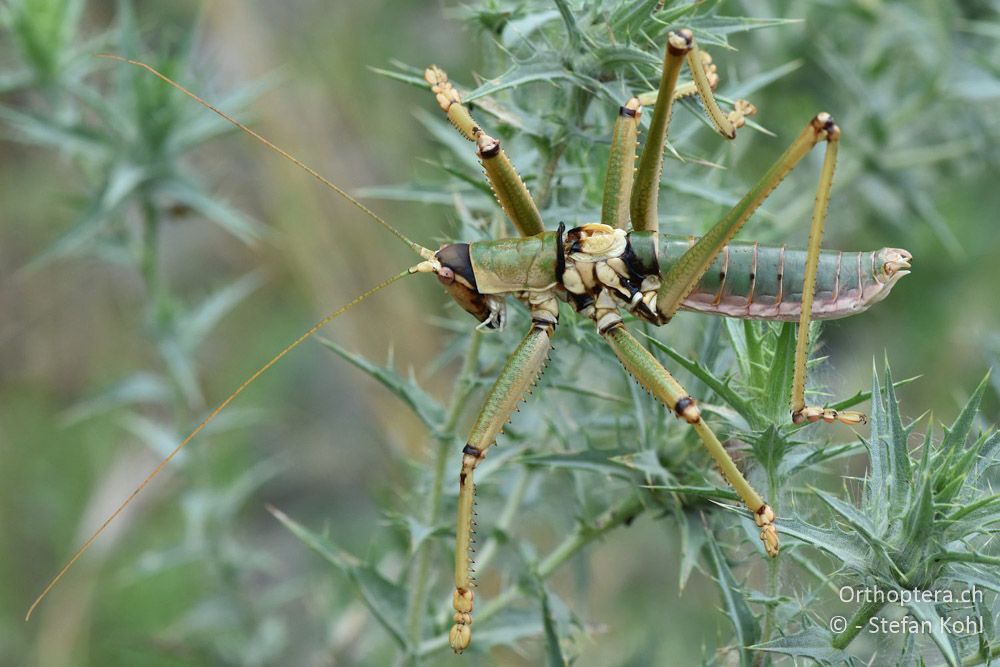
2, 0, 997, 665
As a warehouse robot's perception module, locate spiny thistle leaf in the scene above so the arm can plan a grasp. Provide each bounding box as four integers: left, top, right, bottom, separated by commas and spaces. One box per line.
268, 505, 410, 651
783, 362, 999, 663
753, 626, 849, 665
317, 336, 446, 430
704, 530, 759, 666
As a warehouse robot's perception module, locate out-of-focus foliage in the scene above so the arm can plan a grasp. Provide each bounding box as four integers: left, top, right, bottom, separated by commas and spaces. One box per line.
761, 367, 1000, 665
1, 1, 998, 666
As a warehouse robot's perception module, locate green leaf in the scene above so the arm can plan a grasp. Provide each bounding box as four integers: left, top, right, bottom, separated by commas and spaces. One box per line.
268, 506, 410, 650
159, 335, 204, 409
353, 183, 493, 209
317, 336, 446, 430
463, 63, 583, 103
592, 44, 661, 71
0, 68, 35, 94
944, 492, 1000, 527
501, 10, 561, 47
970, 430, 1000, 485
936, 373, 991, 484
652, 1, 702, 22
779, 442, 860, 478
726, 60, 804, 100
678, 512, 707, 591
641, 484, 739, 502
170, 76, 275, 151
703, 531, 759, 666
547, 382, 629, 404
866, 364, 890, 523
552, 0, 585, 50
900, 467, 935, 554
60, 371, 170, 424
643, 334, 753, 420
158, 178, 267, 245
945, 565, 1000, 595
445, 608, 543, 652
745, 425, 787, 481
812, 489, 892, 563
753, 626, 848, 664
610, 0, 665, 33
691, 16, 804, 39
762, 323, 795, 423
383, 512, 445, 556
665, 174, 743, 208
369, 65, 429, 90
908, 600, 961, 667
537, 582, 567, 667
724, 318, 751, 381
779, 519, 868, 572
182, 271, 265, 349
519, 448, 635, 479
23, 163, 148, 271
610, 448, 673, 483
120, 412, 181, 460
412, 107, 480, 170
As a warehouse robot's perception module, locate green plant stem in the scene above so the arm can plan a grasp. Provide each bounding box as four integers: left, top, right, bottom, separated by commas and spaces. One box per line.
139, 194, 170, 328
962, 642, 1000, 666
831, 599, 884, 650
553, 0, 583, 50
140, 195, 160, 301
404, 330, 482, 651
473, 467, 532, 575
535, 494, 643, 577
535, 86, 591, 209
758, 460, 781, 656
416, 492, 645, 657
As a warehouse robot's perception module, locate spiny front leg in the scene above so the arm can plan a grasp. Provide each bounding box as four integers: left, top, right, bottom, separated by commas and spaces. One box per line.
595, 301, 778, 556
449, 304, 557, 653
424, 66, 545, 237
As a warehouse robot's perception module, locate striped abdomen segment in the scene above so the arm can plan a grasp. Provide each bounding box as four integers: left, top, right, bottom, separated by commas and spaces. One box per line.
659, 235, 911, 321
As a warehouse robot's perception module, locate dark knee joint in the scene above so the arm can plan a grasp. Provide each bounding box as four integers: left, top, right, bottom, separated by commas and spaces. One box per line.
674, 395, 700, 423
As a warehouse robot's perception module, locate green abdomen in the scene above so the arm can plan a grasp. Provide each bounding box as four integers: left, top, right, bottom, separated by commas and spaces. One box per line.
660, 234, 898, 321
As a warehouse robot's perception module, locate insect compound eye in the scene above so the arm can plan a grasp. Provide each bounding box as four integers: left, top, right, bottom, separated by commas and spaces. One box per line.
437, 266, 456, 285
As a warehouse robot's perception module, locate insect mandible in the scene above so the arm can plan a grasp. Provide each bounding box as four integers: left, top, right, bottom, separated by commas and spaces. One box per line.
27, 28, 912, 653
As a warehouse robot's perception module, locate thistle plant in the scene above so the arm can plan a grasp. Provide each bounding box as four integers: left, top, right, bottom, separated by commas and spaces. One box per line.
4, 1, 999, 666
760, 367, 1000, 666
2, 1, 294, 663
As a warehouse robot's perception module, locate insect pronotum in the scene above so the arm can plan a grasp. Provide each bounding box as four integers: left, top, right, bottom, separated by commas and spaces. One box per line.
28, 29, 912, 653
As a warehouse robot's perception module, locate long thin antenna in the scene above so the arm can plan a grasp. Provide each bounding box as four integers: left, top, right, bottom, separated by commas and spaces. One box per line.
97, 54, 436, 261
26, 268, 415, 621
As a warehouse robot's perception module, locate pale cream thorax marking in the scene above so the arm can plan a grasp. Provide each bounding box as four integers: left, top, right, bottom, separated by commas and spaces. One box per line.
568, 224, 628, 262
